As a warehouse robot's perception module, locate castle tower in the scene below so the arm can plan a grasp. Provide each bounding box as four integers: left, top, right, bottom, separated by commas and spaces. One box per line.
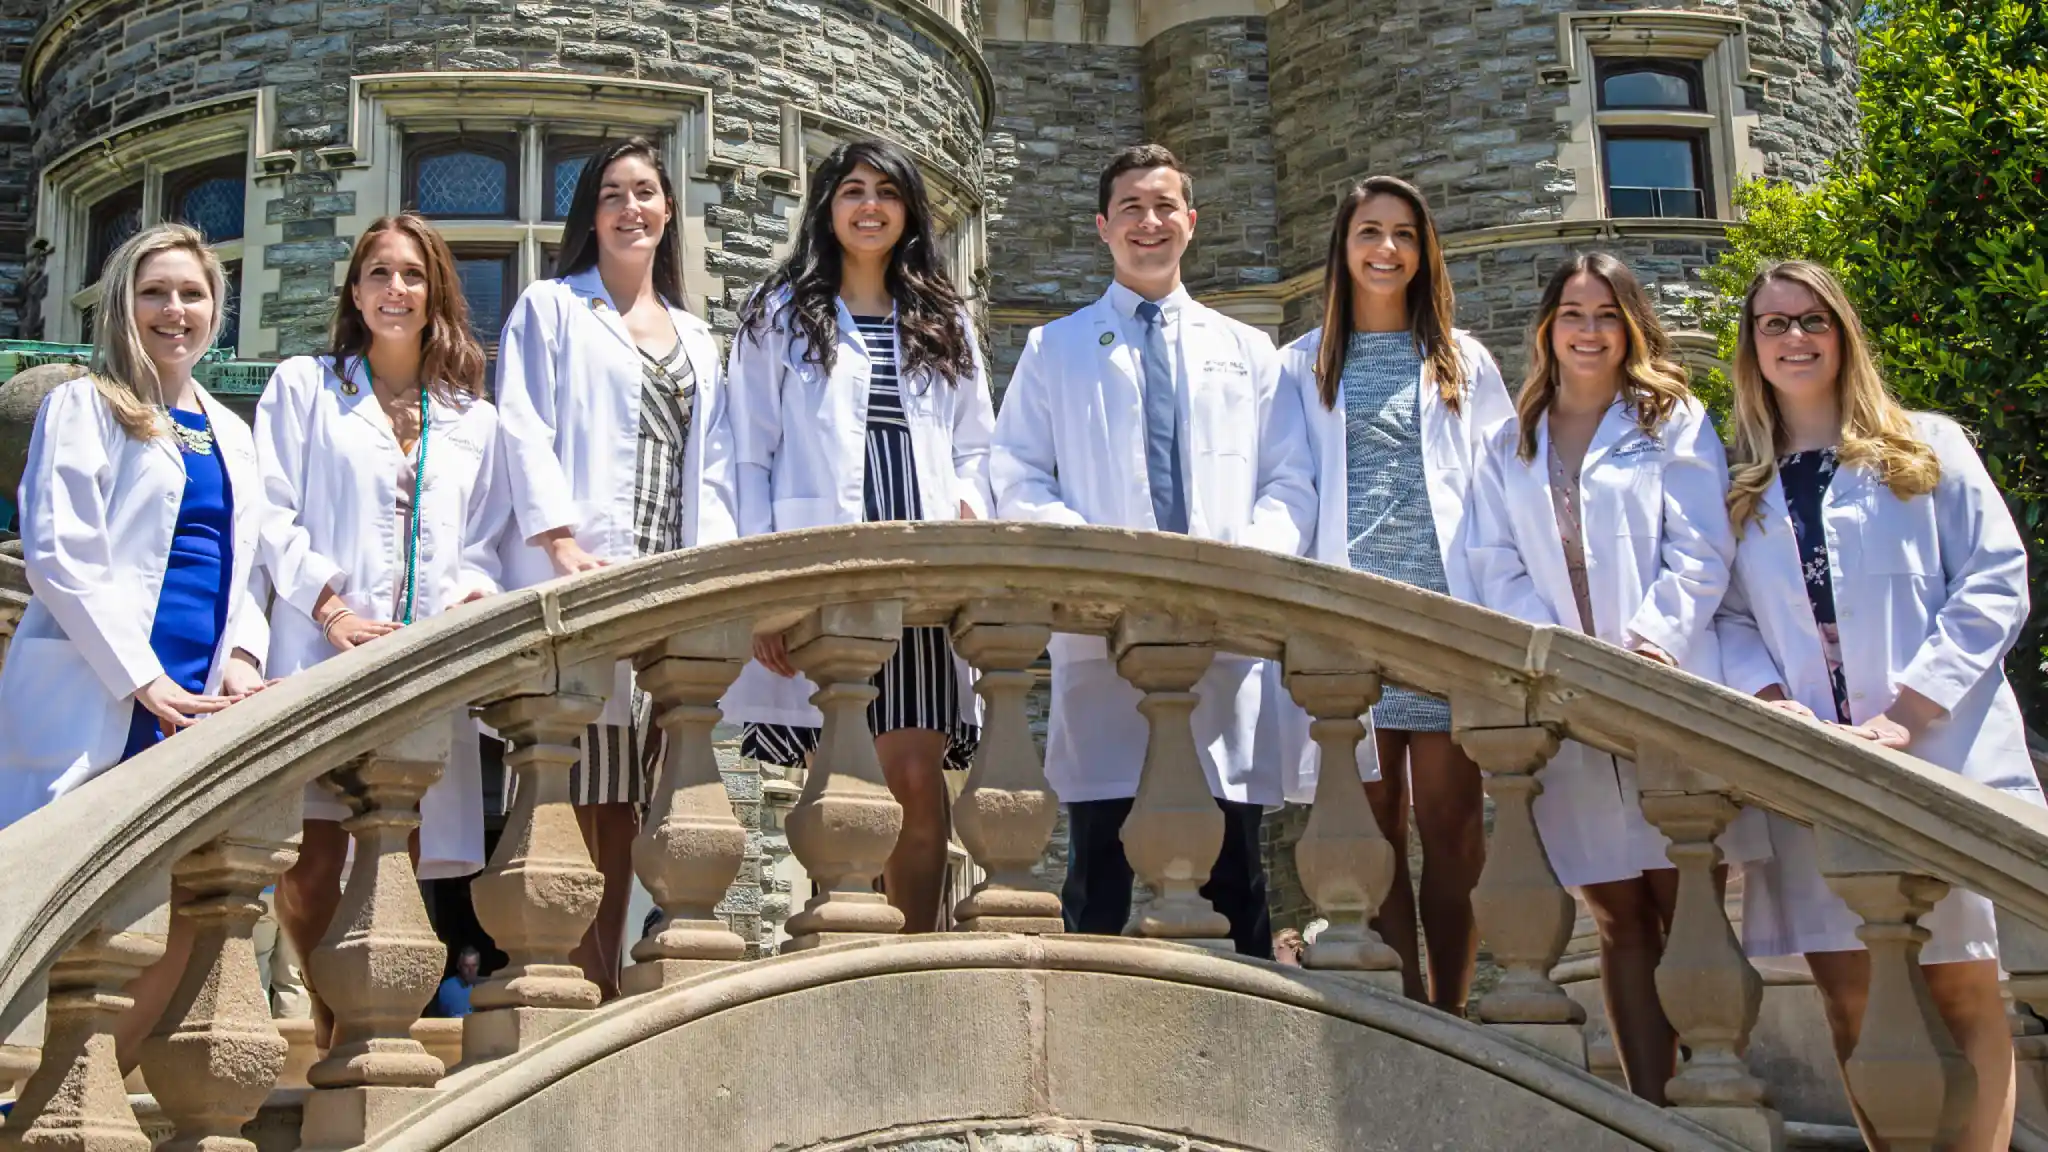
1265, 0, 1862, 369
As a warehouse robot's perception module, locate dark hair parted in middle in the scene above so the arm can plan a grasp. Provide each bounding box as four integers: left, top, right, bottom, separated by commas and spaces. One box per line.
1096, 143, 1195, 217
1312, 176, 1466, 415
738, 137, 974, 386
330, 213, 487, 400
553, 136, 688, 307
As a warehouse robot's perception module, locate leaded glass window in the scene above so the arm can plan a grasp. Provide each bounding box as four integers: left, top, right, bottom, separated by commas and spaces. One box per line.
166, 159, 246, 243
405, 136, 519, 220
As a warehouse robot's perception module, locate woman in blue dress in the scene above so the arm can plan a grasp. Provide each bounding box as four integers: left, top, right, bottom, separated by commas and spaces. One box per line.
0, 222, 272, 1065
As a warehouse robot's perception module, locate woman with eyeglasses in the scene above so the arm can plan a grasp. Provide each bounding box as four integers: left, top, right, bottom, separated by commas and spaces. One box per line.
1716, 260, 2037, 1151
256, 214, 509, 1047
1469, 252, 1765, 1104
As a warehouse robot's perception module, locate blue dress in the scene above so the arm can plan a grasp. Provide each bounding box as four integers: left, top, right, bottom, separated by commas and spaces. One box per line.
1341, 331, 1453, 732
121, 408, 234, 760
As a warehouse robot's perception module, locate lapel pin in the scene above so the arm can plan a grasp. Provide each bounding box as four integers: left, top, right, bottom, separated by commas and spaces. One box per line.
1099, 331, 1115, 346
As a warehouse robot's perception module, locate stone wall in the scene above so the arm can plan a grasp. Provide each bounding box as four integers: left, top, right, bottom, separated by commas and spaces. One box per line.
23, 0, 987, 350
980, 38, 1142, 390
1140, 16, 1278, 297
0, 0, 38, 337
795, 1119, 1264, 1151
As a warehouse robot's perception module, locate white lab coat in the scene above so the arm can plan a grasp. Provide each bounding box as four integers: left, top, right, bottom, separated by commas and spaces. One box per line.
1468, 395, 1766, 887
255, 355, 511, 879
990, 288, 1317, 805
0, 377, 268, 824
1271, 325, 1516, 800
494, 266, 740, 726
720, 291, 996, 727
1717, 413, 2043, 962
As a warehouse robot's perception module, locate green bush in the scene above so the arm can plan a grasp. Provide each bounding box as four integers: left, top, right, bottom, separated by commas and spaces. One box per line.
1696, 0, 2048, 714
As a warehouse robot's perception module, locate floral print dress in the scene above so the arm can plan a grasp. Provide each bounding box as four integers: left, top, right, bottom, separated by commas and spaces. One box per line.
1779, 448, 1853, 724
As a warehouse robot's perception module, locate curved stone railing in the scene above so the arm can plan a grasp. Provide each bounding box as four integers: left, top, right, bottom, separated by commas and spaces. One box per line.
0, 522, 2046, 1152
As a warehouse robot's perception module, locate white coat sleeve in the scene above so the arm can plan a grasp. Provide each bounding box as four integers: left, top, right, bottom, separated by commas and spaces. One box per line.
1464, 341, 1516, 457
724, 319, 782, 540
1896, 419, 2030, 712
1244, 333, 1316, 556
1467, 430, 1562, 627
1713, 551, 1787, 698
691, 342, 742, 547
990, 327, 1086, 526
1624, 404, 1735, 665
951, 315, 997, 520
231, 563, 271, 669
455, 408, 514, 601
253, 363, 347, 618
493, 286, 580, 543
18, 382, 165, 697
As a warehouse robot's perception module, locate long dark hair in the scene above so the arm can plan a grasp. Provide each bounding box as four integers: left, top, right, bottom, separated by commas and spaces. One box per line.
1515, 251, 1689, 462
737, 138, 973, 386
330, 213, 486, 400
1313, 176, 1465, 413
553, 137, 686, 307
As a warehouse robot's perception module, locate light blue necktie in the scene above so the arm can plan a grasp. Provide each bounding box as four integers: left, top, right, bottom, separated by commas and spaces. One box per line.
1135, 300, 1187, 534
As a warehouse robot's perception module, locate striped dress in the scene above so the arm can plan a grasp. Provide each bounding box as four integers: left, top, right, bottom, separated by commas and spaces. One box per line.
568, 340, 694, 805
743, 314, 978, 770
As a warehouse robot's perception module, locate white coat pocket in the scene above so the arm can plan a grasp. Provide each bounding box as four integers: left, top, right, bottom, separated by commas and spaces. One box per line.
0, 637, 125, 779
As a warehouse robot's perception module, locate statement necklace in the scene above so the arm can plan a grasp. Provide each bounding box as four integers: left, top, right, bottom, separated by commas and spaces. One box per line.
163, 409, 215, 455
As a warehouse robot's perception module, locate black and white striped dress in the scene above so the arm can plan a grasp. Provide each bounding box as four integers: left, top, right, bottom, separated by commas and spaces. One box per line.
568, 340, 694, 805
742, 314, 978, 770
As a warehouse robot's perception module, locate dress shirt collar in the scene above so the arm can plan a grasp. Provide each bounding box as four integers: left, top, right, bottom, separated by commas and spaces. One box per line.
1107, 278, 1193, 322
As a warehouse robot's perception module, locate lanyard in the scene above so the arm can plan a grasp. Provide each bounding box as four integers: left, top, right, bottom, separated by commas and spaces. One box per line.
365, 360, 430, 625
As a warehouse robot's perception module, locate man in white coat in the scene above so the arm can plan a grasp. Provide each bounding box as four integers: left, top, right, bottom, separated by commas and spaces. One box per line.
989, 144, 1316, 957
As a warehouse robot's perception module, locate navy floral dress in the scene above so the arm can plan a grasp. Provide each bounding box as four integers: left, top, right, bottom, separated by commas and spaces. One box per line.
1779, 448, 1852, 724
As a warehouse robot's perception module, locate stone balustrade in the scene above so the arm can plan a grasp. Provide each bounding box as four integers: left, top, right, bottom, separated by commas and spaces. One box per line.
0, 524, 2042, 1152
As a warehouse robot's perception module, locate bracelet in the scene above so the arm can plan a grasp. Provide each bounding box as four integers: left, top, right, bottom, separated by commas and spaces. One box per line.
321, 609, 356, 642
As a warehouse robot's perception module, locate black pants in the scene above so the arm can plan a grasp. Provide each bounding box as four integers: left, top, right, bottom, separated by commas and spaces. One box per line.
1060, 796, 1271, 959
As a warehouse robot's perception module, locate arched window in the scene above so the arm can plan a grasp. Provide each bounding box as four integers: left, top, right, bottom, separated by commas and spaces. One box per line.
1597, 61, 1704, 111
404, 136, 519, 220
165, 158, 247, 244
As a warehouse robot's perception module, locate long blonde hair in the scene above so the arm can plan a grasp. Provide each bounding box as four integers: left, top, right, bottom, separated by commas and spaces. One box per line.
1516, 252, 1691, 461
1724, 260, 1939, 532
89, 223, 227, 441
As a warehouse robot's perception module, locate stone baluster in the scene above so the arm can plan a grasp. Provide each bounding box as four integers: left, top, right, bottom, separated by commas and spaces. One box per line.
1634, 744, 1779, 1151
1454, 713, 1586, 1067
948, 601, 1061, 934
307, 725, 450, 1095
0, 878, 169, 1151
781, 602, 907, 951
1998, 912, 2048, 1128
464, 661, 610, 1067
142, 797, 301, 1152
1816, 828, 1972, 1151
623, 622, 753, 995
1281, 639, 1399, 987
1113, 613, 1228, 946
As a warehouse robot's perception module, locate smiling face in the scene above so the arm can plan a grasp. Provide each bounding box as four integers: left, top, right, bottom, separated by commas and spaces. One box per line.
1096, 165, 1195, 296
1345, 192, 1421, 303
349, 228, 431, 351
1549, 271, 1628, 387
132, 248, 216, 379
1749, 277, 1841, 406
593, 152, 670, 265
829, 160, 907, 262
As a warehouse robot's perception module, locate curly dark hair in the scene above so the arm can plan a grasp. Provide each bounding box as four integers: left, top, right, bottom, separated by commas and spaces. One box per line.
737, 138, 973, 387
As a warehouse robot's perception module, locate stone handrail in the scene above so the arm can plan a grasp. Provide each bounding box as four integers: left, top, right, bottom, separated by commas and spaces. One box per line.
0, 521, 2044, 1151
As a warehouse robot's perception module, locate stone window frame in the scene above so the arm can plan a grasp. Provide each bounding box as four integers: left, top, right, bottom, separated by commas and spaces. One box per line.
780, 106, 987, 302
305, 73, 722, 320
37, 91, 263, 350
1545, 10, 1769, 225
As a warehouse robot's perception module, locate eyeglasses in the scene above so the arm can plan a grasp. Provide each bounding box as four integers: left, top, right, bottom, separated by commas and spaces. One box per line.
1753, 311, 1836, 337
